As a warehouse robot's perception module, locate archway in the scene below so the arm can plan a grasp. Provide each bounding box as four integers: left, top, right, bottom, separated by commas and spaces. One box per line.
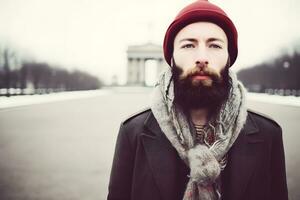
126, 43, 168, 86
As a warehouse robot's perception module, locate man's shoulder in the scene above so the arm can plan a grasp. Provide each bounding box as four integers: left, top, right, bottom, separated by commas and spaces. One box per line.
247, 108, 281, 130
122, 107, 152, 125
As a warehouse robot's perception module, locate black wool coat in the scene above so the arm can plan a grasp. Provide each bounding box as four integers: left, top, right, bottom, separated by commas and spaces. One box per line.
107, 109, 288, 200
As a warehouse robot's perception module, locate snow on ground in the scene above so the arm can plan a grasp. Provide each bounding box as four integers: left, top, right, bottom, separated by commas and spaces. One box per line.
247, 92, 300, 107
0, 87, 299, 109
0, 89, 112, 109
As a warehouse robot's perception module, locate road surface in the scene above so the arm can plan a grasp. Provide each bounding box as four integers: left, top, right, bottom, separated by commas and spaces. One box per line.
0, 90, 299, 199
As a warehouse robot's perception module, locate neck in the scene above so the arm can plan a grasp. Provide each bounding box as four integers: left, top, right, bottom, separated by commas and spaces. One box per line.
189, 108, 210, 125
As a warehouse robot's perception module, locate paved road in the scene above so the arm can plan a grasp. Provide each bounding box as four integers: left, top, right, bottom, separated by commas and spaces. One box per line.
0, 90, 299, 199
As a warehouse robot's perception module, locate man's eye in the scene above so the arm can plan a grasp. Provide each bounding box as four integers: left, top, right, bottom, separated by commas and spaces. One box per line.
182, 44, 194, 49
210, 44, 222, 49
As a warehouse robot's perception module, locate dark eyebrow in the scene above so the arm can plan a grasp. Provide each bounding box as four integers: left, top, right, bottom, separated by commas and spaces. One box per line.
207, 38, 225, 43
179, 38, 197, 43
179, 37, 225, 43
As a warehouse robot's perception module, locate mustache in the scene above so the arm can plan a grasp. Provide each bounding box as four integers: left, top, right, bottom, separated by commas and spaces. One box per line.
179, 65, 221, 80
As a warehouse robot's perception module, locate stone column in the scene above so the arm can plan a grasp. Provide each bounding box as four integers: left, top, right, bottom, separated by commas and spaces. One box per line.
139, 58, 145, 86
127, 58, 133, 85
127, 58, 140, 85
134, 58, 139, 85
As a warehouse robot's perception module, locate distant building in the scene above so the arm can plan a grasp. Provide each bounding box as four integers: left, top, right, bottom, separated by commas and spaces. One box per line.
126, 42, 168, 86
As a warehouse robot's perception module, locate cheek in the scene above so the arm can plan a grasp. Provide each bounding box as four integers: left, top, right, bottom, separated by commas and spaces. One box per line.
173, 52, 194, 71
209, 52, 228, 72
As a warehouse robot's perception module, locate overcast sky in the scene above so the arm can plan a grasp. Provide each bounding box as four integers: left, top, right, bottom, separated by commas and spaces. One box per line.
0, 0, 299, 84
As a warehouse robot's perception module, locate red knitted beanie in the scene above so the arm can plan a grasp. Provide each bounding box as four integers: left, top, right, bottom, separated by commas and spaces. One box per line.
163, 0, 238, 67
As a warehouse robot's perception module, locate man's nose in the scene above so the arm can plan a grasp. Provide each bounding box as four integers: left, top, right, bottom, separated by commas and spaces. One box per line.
195, 47, 209, 69
195, 60, 209, 69
195, 57, 209, 70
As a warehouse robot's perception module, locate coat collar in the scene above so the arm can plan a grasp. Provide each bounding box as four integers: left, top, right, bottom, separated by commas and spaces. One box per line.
143, 110, 161, 137
143, 109, 260, 137
141, 110, 262, 200
242, 111, 259, 135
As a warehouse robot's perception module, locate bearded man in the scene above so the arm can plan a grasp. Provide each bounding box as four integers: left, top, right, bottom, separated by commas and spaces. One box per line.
107, 1, 288, 200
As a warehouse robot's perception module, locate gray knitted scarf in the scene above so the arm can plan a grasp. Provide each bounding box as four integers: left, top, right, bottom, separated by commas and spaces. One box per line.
150, 68, 248, 200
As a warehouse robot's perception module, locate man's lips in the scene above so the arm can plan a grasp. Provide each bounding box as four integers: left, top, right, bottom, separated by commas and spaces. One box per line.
192, 75, 210, 80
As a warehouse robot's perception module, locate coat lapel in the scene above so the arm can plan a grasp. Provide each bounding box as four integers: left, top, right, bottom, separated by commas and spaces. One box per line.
223, 112, 264, 200
141, 111, 186, 200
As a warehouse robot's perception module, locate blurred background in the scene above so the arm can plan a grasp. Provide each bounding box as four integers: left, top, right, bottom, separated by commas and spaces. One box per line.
0, 0, 299, 199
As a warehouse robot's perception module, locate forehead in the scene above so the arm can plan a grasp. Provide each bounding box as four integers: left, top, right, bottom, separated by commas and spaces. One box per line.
174, 22, 228, 43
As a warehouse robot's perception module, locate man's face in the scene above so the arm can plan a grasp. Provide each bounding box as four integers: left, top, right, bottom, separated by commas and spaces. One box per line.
172, 22, 230, 111
173, 22, 229, 84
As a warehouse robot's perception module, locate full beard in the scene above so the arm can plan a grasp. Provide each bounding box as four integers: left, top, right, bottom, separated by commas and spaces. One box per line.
172, 63, 231, 115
